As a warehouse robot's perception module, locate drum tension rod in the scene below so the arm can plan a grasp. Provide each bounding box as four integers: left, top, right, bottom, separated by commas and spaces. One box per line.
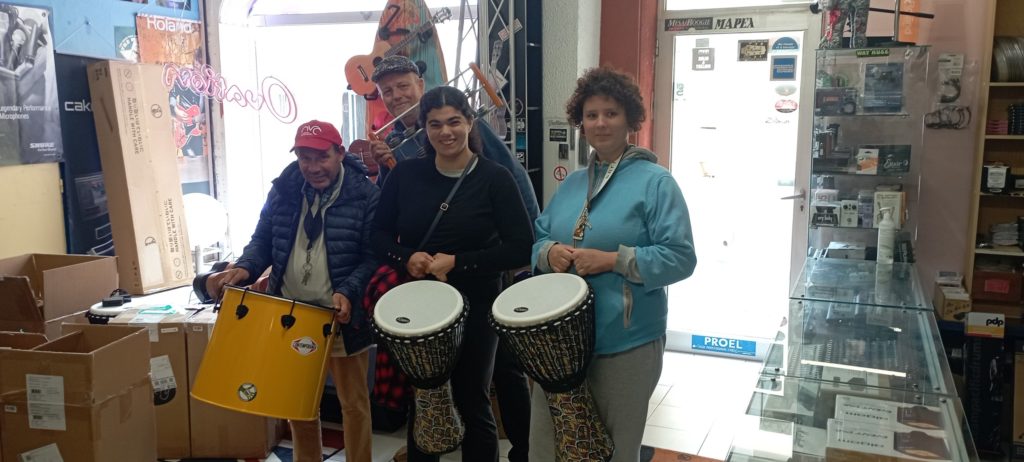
280, 300, 297, 330
235, 288, 250, 319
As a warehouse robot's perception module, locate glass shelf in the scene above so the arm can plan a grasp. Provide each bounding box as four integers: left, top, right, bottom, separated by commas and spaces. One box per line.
761, 300, 956, 396
729, 376, 976, 461
810, 168, 909, 178
809, 46, 929, 257
790, 258, 927, 309
809, 224, 879, 230
815, 112, 912, 119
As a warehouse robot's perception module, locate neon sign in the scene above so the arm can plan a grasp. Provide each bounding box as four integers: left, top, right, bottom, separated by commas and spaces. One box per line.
162, 63, 298, 124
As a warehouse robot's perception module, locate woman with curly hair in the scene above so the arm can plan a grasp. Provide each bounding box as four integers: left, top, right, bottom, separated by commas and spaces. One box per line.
529, 67, 697, 462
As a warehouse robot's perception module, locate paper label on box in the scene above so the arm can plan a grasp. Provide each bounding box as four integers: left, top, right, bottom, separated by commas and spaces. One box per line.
26, 374, 65, 431
983, 279, 1010, 294
129, 312, 166, 341
150, 355, 177, 393
18, 443, 63, 462
160, 327, 179, 334
4, 404, 16, 413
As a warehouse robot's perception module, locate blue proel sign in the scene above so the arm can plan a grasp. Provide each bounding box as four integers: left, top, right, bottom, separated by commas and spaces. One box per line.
692, 335, 756, 357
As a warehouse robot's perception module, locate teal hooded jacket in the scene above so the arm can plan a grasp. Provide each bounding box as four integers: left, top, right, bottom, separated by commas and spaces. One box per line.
533, 146, 697, 355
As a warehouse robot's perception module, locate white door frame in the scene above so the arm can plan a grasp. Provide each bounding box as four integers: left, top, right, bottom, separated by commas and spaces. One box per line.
653, 3, 820, 358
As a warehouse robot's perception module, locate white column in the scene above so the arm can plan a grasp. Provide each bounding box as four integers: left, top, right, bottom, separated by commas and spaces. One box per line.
540, 1, 600, 207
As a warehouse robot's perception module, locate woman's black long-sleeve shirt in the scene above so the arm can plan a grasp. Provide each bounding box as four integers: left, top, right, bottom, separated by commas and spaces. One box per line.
371, 155, 534, 284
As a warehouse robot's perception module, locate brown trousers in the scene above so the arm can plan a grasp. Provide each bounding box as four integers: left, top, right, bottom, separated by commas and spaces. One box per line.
289, 349, 372, 462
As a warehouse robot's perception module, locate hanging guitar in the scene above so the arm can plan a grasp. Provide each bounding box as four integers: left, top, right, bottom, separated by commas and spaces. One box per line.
345, 7, 452, 96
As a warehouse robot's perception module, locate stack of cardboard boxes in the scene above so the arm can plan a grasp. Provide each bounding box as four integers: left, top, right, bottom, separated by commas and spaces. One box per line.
107, 306, 279, 459
0, 294, 280, 459
0, 324, 156, 461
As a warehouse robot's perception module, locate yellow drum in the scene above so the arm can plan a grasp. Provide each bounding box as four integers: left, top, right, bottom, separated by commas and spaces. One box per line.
191, 285, 337, 421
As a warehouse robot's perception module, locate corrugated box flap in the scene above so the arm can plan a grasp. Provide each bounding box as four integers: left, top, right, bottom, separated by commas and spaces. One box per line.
0, 276, 43, 329
0, 326, 150, 405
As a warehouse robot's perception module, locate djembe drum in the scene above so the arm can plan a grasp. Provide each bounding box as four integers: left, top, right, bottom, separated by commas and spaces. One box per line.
490, 273, 614, 462
372, 280, 468, 455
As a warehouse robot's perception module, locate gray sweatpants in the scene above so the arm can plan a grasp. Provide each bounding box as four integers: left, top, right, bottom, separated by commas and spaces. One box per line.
528, 336, 665, 462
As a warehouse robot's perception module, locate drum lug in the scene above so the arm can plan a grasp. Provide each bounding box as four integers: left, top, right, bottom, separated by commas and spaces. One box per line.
235, 304, 249, 319
323, 323, 333, 338
281, 314, 296, 329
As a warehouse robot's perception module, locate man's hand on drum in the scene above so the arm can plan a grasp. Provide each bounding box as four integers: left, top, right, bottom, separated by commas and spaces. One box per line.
369, 140, 395, 169
205, 267, 250, 301
570, 248, 617, 276
547, 244, 575, 273
333, 293, 352, 324
406, 252, 435, 279
427, 253, 455, 282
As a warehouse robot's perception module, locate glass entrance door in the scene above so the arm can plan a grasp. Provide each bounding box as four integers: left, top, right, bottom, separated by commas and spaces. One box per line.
654, 8, 817, 359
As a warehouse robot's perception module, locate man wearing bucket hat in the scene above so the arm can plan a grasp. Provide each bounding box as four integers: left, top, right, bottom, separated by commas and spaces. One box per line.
205, 120, 379, 462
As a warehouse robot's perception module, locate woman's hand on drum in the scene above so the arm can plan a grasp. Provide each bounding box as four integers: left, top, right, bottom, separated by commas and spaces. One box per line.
406, 252, 435, 279
205, 267, 251, 300
572, 248, 617, 276
333, 293, 352, 324
427, 253, 456, 282
548, 244, 575, 273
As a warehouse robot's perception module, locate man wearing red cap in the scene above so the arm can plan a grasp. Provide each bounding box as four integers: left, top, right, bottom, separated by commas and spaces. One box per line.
205, 120, 379, 462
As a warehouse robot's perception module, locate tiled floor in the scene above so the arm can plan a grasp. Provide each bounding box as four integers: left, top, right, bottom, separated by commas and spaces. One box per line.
253, 351, 760, 462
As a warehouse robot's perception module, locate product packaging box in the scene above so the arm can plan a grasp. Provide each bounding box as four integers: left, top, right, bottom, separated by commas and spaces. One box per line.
186, 310, 279, 458
933, 285, 971, 321
0, 254, 117, 335
826, 418, 953, 461
109, 306, 192, 459
971, 269, 1022, 303
825, 242, 866, 260
0, 332, 46, 462
873, 190, 904, 229
935, 271, 964, 288
964, 316, 1005, 454
87, 61, 193, 294
0, 324, 156, 462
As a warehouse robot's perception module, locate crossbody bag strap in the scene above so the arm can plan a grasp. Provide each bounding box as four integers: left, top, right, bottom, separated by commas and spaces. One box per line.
417, 155, 478, 249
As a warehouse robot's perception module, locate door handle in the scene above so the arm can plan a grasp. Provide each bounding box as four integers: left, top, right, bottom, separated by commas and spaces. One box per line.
780, 188, 806, 201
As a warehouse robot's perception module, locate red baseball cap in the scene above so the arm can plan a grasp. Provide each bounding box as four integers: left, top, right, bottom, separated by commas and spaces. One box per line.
291, 120, 344, 152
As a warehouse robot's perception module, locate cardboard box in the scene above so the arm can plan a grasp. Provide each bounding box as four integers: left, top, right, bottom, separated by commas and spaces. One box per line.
110, 307, 191, 459
971, 269, 1022, 303
0, 254, 118, 333
186, 310, 279, 458
87, 61, 193, 295
826, 418, 953, 461
0, 332, 46, 462
0, 324, 156, 462
933, 285, 971, 321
